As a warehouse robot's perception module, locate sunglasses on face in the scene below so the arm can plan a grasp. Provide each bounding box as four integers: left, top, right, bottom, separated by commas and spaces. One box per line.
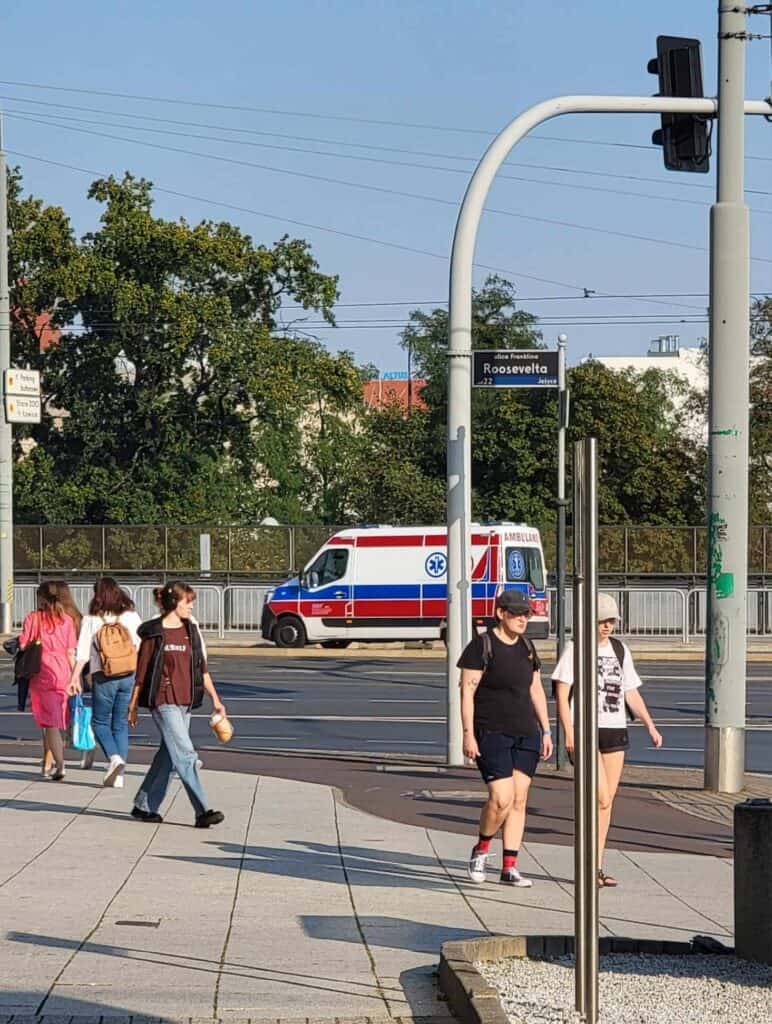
503, 608, 531, 619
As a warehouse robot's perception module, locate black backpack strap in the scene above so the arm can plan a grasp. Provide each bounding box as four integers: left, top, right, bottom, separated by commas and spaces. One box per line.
610, 636, 626, 666
481, 631, 493, 671
609, 636, 636, 722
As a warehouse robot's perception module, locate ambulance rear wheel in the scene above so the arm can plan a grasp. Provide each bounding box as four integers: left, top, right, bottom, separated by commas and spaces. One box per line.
320, 640, 351, 649
274, 615, 306, 648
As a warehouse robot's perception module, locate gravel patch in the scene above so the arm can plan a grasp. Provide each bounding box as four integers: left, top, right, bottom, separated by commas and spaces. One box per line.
476, 953, 772, 1024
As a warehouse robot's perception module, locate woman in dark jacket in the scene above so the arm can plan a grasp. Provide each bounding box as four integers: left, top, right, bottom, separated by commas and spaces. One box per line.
127, 581, 226, 828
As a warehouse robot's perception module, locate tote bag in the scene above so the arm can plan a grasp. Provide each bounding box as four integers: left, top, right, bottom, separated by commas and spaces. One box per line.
70, 695, 95, 751
16, 613, 42, 680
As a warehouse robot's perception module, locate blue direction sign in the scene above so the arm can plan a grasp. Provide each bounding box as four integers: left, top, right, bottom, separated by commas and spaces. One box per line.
473, 349, 559, 388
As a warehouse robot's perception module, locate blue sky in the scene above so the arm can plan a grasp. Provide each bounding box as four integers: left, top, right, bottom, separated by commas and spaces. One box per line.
2, 0, 770, 371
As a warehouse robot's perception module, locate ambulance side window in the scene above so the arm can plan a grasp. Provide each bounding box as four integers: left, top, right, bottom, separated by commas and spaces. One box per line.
505, 547, 545, 590
305, 548, 349, 588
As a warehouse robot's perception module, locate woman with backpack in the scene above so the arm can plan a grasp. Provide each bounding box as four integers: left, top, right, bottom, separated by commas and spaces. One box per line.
127, 581, 226, 829
459, 590, 553, 888
68, 578, 141, 788
19, 582, 78, 780
553, 592, 663, 888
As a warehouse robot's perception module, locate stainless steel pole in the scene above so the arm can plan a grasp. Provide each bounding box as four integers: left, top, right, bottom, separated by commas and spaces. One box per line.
582, 438, 599, 1024
0, 117, 13, 635
705, 3, 750, 793
555, 333, 568, 769
572, 440, 587, 1016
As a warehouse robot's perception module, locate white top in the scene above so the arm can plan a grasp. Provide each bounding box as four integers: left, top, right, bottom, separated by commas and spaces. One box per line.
76, 611, 143, 676
552, 639, 642, 730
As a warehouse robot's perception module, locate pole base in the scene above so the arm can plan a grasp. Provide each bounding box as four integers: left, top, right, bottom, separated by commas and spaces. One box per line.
704, 725, 745, 793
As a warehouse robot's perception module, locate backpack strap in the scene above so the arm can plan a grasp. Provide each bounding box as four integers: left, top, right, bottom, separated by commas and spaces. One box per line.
608, 636, 636, 722
481, 631, 493, 672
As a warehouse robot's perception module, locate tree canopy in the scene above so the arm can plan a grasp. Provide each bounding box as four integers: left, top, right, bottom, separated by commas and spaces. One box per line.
6, 169, 770, 533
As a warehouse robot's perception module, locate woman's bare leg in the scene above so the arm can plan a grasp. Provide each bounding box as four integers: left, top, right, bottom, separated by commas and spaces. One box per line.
501, 770, 534, 851
45, 728, 64, 776
598, 750, 626, 869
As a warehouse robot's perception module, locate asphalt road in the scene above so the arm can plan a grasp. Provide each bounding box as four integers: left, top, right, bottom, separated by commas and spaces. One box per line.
1, 654, 770, 773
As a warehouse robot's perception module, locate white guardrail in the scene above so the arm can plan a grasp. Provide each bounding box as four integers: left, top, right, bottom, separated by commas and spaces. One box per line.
11, 583, 772, 641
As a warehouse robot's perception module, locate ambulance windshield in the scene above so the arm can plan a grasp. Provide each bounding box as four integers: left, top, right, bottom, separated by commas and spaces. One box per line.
505, 546, 544, 590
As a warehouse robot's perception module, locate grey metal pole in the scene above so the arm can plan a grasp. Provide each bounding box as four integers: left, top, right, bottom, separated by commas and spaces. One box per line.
705, 4, 750, 794
445, 93, 769, 769
555, 333, 568, 769
572, 440, 587, 1016
0, 117, 13, 635
582, 438, 599, 1024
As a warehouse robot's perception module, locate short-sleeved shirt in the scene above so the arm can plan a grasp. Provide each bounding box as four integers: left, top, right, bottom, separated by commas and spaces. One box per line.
154, 624, 208, 708
552, 639, 642, 730
457, 631, 541, 737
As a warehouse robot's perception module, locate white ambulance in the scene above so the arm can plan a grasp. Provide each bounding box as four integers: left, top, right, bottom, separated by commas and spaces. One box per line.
261, 523, 549, 648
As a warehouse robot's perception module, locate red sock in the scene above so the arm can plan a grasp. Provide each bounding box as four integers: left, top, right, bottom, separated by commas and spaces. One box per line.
503, 849, 518, 871
475, 834, 493, 854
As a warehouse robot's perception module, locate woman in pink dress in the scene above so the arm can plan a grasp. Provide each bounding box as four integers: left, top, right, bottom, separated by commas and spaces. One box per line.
19, 582, 77, 781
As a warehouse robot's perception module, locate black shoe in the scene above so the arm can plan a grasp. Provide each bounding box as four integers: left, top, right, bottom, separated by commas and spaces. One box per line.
131, 807, 163, 824
195, 809, 224, 828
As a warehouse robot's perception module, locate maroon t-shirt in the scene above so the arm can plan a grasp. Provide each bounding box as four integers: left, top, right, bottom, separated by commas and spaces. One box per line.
154, 624, 207, 708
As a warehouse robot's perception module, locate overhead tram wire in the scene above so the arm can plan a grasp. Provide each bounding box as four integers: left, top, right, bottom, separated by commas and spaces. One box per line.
2, 148, 725, 316
9, 114, 771, 272
1, 77, 770, 161
5, 103, 772, 213
3, 93, 771, 200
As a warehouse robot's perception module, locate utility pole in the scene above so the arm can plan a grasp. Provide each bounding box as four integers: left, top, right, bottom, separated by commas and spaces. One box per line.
554, 333, 569, 769
0, 116, 13, 635
704, 4, 750, 793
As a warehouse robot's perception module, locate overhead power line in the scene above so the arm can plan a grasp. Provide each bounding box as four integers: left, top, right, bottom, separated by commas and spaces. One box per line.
3, 92, 771, 200
9, 114, 771, 266
3, 148, 714, 314
1, 77, 769, 160
4, 101, 771, 212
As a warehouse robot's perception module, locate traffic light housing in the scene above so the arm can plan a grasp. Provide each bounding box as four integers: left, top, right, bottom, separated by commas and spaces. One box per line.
648, 35, 710, 173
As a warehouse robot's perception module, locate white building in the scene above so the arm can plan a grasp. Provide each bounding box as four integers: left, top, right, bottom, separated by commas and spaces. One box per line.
585, 335, 707, 392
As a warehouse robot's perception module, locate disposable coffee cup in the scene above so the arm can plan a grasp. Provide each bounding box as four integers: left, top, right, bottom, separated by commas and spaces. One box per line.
210, 712, 234, 743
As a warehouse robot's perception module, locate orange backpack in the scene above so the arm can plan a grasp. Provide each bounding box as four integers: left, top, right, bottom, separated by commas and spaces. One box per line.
96, 621, 137, 677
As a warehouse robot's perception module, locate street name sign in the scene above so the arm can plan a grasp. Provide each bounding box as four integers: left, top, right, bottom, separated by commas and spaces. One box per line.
472, 349, 559, 388
5, 395, 41, 423
4, 369, 40, 397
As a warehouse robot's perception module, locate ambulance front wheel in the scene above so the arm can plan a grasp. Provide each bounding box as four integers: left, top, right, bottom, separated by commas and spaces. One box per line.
274, 615, 307, 648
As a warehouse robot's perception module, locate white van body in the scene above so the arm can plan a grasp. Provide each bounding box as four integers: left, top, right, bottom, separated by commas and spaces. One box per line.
261, 523, 549, 647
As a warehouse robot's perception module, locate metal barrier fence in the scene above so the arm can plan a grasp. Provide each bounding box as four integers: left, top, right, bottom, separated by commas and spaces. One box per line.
12, 523, 772, 578
12, 583, 272, 639
14, 582, 772, 641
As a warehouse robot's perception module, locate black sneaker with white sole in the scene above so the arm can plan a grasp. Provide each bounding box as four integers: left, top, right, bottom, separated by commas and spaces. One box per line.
195, 809, 225, 828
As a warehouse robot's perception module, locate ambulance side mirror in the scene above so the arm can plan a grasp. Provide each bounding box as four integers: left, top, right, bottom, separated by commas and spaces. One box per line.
303, 571, 319, 590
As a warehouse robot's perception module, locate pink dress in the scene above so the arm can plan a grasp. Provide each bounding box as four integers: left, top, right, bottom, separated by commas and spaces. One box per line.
20, 612, 76, 729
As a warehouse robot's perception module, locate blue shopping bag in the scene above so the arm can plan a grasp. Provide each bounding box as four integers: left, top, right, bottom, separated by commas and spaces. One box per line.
70, 695, 95, 751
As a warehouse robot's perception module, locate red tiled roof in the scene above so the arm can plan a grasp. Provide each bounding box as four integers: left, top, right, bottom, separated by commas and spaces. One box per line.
362, 379, 427, 411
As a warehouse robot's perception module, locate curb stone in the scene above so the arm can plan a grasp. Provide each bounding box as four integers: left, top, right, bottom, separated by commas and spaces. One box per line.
437, 935, 725, 1024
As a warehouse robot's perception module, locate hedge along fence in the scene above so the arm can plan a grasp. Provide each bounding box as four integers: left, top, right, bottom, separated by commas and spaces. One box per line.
12, 524, 772, 578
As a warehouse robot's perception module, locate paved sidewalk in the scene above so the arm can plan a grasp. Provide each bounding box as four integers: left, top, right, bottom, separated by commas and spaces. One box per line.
0, 756, 736, 1023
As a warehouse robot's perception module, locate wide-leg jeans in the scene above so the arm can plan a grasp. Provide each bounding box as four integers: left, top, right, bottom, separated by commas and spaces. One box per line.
134, 704, 208, 816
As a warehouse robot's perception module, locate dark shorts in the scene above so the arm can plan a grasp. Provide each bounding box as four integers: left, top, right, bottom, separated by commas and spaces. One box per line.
599, 727, 629, 754
474, 728, 541, 783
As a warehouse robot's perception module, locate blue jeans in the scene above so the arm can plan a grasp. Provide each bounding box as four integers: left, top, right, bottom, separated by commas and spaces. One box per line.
91, 672, 134, 761
134, 705, 209, 817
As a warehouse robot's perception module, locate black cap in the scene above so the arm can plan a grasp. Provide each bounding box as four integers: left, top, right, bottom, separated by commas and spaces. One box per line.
495, 590, 531, 615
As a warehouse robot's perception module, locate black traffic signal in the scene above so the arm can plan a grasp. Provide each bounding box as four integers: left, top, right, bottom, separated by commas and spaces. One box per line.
648, 35, 710, 173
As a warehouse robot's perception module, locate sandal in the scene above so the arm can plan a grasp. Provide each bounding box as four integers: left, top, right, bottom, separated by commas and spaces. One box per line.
597, 869, 618, 888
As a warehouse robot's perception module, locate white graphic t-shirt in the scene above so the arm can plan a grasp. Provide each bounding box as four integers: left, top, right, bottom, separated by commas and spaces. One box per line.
552, 639, 642, 730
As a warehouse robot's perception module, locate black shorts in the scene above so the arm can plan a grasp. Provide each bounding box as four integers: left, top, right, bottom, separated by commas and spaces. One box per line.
599, 727, 629, 754
474, 728, 541, 783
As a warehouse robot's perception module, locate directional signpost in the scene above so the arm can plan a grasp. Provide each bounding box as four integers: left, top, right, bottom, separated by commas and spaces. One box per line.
4, 369, 41, 424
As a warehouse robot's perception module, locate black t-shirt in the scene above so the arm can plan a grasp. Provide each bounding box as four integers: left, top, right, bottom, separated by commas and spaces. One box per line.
457, 631, 541, 737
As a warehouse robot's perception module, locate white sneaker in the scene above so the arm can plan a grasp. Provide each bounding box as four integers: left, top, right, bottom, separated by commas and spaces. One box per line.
468, 847, 490, 884
195, 758, 203, 771
500, 867, 532, 887
103, 755, 125, 787
113, 775, 125, 788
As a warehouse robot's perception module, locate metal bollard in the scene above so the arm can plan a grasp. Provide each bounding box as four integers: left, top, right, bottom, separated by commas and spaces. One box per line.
734, 798, 772, 965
